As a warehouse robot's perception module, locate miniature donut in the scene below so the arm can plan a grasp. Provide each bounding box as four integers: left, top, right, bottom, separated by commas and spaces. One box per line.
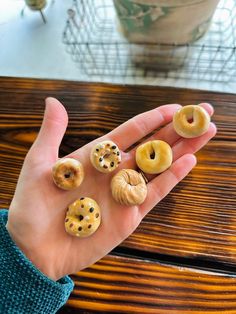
90, 140, 121, 173
111, 169, 147, 206
52, 158, 84, 190
173, 105, 210, 138
135, 140, 172, 174
65, 197, 101, 237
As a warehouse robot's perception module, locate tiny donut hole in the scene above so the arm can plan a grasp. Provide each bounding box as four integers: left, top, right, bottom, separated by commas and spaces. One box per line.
64, 170, 74, 179
79, 215, 84, 221
78, 226, 82, 231
150, 150, 155, 160
64, 172, 71, 179
187, 118, 194, 124
88, 224, 92, 229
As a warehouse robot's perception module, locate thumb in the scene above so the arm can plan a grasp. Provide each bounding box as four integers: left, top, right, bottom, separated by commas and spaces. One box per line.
31, 97, 68, 160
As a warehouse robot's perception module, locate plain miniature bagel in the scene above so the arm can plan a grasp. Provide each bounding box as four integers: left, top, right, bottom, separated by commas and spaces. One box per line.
136, 140, 172, 174
52, 158, 84, 190
111, 169, 147, 206
173, 105, 210, 138
65, 197, 101, 237
90, 140, 121, 173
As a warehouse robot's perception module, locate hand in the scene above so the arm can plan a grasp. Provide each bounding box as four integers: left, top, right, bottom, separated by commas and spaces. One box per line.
6, 98, 216, 281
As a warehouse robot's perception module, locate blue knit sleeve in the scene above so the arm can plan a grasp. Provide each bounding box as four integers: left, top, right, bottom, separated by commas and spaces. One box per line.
0, 209, 74, 314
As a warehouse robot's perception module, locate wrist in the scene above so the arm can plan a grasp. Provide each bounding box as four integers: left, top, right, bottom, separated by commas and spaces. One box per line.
0, 209, 74, 313
6, 220, 59, 281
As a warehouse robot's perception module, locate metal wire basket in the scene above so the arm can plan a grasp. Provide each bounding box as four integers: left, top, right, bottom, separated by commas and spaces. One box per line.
63, 0, 236, 85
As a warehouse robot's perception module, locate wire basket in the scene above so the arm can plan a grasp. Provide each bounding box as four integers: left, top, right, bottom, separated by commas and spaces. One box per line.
63, 0, 236, 85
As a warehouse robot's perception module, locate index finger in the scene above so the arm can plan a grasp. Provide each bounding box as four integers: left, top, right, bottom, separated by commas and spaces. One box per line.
107, 104, 181, 151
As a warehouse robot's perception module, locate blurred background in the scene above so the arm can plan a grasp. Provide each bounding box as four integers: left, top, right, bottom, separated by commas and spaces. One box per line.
0, 0, 236, 93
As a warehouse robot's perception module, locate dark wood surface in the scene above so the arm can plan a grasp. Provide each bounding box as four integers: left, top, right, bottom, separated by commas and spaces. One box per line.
0, 76, 236, 313
58, 255, 236, 314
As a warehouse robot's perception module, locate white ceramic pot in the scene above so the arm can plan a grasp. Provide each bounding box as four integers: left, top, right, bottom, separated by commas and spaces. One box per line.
113, 0, 220, 44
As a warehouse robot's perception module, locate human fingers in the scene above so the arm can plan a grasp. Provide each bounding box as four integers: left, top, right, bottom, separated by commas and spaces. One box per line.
124, 103, 214, 172
139, 154, 197, 217
129, 102, 214, 156
30, 97, 68, 161
172, 122, 217, 161
151, 102, 214, 145
106, 104, 182, 151
69, 104, 181, 166
122, 120, 215, 185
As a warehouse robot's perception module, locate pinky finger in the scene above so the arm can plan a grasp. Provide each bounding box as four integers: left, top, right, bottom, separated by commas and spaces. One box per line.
139, 154, 197, 218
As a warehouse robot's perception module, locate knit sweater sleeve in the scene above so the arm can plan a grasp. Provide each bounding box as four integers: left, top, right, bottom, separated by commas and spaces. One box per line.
0, 209, 74, 314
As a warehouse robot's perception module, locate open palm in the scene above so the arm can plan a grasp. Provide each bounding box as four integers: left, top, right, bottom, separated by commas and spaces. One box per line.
6, 98, 216, 281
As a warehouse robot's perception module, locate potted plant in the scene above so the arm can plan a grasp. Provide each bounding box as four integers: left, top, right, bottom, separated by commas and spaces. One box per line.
113, 0, 220, 44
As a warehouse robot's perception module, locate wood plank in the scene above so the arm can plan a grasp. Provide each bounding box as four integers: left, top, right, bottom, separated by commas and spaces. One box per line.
58, 254, 236, 313
0, 77, 235, 265
123, 140, 236, 263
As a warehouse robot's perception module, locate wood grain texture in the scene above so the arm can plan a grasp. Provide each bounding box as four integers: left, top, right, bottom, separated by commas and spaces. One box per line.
58, 255, 236, 314
0, 77, 235, 266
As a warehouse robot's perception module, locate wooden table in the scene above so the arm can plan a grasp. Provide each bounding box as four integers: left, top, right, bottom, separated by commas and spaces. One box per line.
0, 77, 236, 313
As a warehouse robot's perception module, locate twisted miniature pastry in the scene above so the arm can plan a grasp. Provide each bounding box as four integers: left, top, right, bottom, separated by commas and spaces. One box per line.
65, 197, 101, 237
90, 140, 121, 173
173, 105, 210, 138
111, 169, 147, 206
52, 158, 84, 190
136, 140, 172, 174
